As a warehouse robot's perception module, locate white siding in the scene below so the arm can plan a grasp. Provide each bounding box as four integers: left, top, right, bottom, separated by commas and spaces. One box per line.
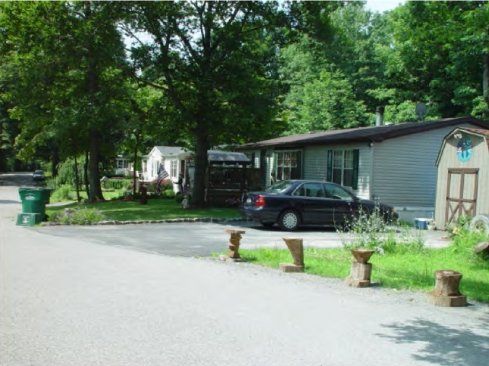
146, 150, 162, 181
371, 123, 478, 208
303, 143, 372, 199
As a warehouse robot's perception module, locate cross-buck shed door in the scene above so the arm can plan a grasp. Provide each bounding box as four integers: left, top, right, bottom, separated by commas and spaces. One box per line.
445, 168, 479, 224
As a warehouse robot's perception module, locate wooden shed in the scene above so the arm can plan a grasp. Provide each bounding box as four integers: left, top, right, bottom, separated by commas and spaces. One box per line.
434, 127, 489, 229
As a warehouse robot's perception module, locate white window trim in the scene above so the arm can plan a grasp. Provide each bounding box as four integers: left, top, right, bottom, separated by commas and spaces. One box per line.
332, 150, 354, 188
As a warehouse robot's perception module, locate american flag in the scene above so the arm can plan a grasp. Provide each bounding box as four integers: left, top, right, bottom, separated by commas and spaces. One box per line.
156, 162, 169, 195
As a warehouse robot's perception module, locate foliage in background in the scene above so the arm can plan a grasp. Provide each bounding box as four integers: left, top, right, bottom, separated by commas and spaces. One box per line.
0, 1, 129, 201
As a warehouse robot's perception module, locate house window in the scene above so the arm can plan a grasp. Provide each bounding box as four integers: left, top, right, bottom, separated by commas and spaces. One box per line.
332, 150, 354, 187
117, 159, 128, 169
170, 160, 177, 178
274, 151, 302, 181
327, 149, 359, 190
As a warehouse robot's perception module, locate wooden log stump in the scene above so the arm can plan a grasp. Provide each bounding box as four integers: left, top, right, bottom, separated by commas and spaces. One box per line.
279, 237, 304, 273
345, 248, 375, 287
351, 248, 375, 263
224, 229, 245, 261
426, 270, 467, 307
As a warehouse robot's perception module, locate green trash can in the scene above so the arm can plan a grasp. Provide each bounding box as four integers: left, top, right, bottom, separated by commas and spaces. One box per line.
18, 187, 48, 217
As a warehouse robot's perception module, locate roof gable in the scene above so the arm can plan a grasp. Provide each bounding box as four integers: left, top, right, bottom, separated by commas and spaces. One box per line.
237, 117, 489, 150
436, 127, 489, 166
148, 146, 185, 158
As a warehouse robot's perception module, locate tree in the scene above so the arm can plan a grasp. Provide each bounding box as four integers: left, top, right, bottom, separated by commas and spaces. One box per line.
0, 1, 129, 201
123, 2, 276, 206
376, 1, 489, 120
284, 69, 368, 133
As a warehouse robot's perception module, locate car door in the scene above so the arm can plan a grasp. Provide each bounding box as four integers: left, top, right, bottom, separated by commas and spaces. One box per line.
290, 182, 327, 224
323, 183, 355, 226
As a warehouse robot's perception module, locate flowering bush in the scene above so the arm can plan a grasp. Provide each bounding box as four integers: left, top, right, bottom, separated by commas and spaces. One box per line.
339, 207, 425, 255
50, 207, 106, 225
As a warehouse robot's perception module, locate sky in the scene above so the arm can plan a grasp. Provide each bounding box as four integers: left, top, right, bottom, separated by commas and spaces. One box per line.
365, 0, 405, 13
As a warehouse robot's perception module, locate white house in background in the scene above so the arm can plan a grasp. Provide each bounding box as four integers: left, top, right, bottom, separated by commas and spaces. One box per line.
114, 155, 133, 176
236, 116, 489, 222
144, 146, 186, 182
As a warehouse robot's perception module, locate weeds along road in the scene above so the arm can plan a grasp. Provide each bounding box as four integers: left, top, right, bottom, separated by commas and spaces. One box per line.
1, 172, 489, 366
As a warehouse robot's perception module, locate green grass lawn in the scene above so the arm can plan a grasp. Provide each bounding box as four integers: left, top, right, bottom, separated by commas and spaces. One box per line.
236, 245, 489, 303
46, 198, 241, 222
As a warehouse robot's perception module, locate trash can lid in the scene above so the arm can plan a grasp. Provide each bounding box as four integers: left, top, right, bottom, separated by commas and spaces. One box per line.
19, 186, 44, 191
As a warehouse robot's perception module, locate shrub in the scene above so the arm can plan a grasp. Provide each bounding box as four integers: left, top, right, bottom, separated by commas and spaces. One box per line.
175, 192, 184, 204
103, 179, 131, 190
51, 184, 74, 202
161, 188, 175, 199
339, 207, 425, 255
50, 207, 106, 225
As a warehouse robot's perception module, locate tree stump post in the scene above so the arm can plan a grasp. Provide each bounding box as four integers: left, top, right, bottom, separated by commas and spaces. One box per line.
224, 229, 245, 261
426, 270, 467, 307
345, 249, 375, 288
140, 185, 147, 205
279, 237, 304, 273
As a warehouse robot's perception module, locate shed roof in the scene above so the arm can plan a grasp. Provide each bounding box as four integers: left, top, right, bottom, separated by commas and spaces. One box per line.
237, 117, 488, 150
153, 146, 186, 157
177, 150, 250, 164
436, 127, 489, 166
207, 150, 250, 164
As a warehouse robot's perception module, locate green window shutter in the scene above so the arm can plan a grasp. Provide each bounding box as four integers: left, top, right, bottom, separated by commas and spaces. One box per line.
352, 149, 360, 190
295, 151, 302, 179
326, 150, 333, 182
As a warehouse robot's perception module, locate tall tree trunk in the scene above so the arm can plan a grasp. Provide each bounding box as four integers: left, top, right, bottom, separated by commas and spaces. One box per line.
133, 135, 139, 195
74, 154, 81, 202
85, 2, 104, 203
483, 54, 489, 116
84, 150, 90, 197
191, 124, 209, 208
51, 146, 59, 178
88, 128, 104, 202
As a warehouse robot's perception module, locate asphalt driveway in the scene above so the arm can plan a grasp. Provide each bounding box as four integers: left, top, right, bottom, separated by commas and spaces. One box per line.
0, 172, 450, 257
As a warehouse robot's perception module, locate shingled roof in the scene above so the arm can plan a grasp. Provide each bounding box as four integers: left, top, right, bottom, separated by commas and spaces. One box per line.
154, 146, 185, 156
237, 117, 489, 150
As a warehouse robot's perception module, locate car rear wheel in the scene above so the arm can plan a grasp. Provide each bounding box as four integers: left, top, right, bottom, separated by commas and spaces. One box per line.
278, 210, 300, 231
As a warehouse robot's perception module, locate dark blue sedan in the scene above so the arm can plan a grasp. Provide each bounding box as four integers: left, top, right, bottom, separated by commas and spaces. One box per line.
239, 180, 398, 230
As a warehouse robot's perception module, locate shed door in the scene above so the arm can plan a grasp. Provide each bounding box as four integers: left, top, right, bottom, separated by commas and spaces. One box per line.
445, 168, 479, 224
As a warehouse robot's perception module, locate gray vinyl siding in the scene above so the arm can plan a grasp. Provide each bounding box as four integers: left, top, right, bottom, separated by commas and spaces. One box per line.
371, 123, 477, 208
303, 144, 372, 200
253, 150, 260, 168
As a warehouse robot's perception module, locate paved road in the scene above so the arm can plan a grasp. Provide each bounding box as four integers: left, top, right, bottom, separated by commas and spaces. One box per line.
1, 172, 489, 366
1, 172, 450, 257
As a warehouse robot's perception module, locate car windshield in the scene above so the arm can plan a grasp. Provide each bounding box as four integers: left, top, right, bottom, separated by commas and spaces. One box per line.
34, 170, 43, 174
265, 180, 295, 193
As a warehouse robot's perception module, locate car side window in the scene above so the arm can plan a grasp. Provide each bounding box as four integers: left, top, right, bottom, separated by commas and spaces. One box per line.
293, 183, 324, 197
323, 183, 354, 202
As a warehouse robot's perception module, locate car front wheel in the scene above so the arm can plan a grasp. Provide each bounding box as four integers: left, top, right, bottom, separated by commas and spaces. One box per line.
278, 210, 300, 231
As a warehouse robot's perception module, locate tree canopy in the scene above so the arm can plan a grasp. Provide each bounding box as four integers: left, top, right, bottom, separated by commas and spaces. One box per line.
1, 0, 488, 205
